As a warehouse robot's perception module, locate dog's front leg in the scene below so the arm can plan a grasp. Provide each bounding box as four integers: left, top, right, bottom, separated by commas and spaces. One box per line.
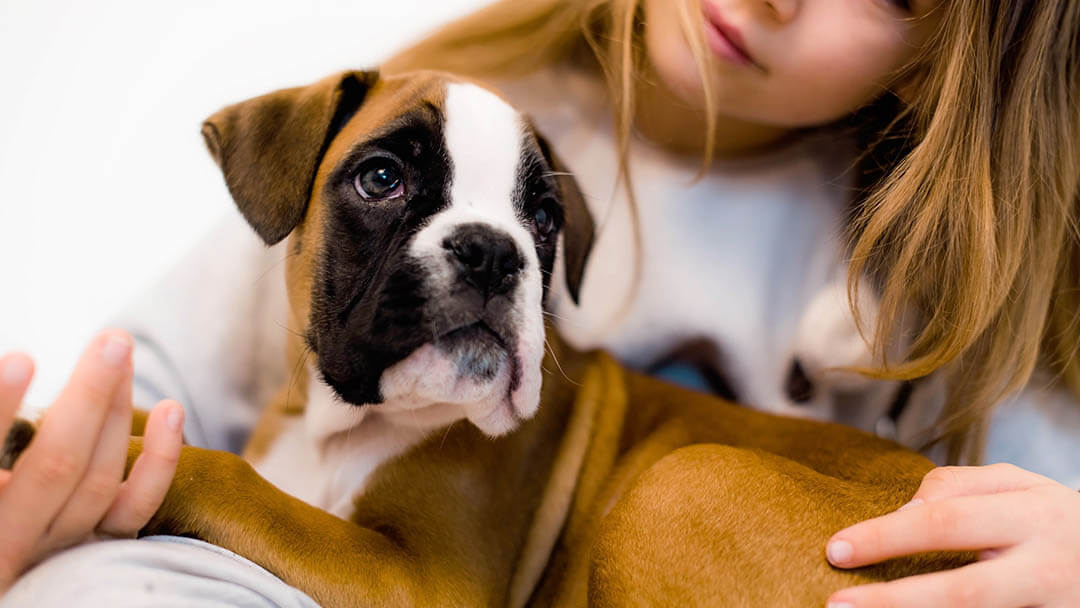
126, 439, 454, 608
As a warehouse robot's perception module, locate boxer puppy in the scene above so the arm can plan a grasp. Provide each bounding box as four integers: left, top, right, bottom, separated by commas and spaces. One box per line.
2, 70, 968, 607
214, 69, 595, 519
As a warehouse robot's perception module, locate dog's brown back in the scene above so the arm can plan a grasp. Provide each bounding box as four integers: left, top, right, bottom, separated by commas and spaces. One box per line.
350, 336, 971, 607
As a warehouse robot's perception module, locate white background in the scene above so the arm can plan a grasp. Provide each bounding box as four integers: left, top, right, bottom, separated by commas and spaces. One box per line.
0, 0, 487, 404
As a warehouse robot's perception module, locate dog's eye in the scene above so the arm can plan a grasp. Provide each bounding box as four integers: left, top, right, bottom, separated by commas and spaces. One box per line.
353, 159, 404, 200
533, 199, 560, 242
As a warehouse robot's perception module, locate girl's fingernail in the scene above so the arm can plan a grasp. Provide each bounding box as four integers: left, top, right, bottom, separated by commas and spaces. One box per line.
2, 357, 31, 386
166, 405, 184, 432
102, 334, 132, 367
827, 539, 854, 564
899, 498, 924, 511
827, 602, 855, 608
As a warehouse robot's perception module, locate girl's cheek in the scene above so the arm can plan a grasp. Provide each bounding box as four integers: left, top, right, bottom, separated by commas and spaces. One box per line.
786, 47, 903, 121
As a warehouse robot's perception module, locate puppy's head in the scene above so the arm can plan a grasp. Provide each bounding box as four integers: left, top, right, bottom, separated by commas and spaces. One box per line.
203, 70, 593, 436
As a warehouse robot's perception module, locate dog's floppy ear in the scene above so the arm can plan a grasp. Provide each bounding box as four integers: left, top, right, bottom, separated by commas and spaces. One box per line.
201, 70, 378, 245
535, 133, 595, 305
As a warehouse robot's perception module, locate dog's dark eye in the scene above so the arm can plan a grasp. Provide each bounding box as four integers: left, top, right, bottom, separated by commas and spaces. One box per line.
353, 159, 404, 200
533, 199, 560, 242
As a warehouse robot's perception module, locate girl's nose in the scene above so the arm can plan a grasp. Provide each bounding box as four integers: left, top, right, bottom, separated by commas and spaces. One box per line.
762, 0, 797, 23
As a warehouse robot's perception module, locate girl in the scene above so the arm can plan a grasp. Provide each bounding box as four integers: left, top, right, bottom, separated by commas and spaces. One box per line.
2, 0, 1078, 605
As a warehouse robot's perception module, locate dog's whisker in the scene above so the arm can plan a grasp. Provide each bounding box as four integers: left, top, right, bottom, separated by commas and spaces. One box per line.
541, 310, 571, 322
541, 311, 590, 332
344, 414, 356, 444
543, 337, 580, 386
285, 345, 314, 413
438, 422, 455, 450
252, 251, 300, 288
276, 322, 307, 341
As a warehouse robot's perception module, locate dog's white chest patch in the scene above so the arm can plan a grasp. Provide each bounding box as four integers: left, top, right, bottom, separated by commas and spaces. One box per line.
252, 378, 430, 518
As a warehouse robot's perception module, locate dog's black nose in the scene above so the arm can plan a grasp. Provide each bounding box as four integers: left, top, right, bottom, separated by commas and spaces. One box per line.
443, 224, 523, 298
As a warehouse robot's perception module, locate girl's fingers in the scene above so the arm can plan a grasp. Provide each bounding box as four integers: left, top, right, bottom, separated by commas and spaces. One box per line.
0, 353, 34, 443
827, 551, 1044, 608
0, 331, 131, 551
98, 400, 183, 537
911, 464, 1055, 504
38, 361, 134, 551
826, 492, 1032, 568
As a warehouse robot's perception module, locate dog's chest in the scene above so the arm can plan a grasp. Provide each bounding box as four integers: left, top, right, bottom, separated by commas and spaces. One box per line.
251, 419, 422, 517
250, 381, 431, 518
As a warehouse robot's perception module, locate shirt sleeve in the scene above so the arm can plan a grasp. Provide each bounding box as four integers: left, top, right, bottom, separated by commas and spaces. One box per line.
112, 213, 289, 453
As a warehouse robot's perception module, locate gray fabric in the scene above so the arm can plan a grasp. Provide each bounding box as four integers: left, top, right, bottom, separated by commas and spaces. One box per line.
118, 211, 290, 454
2, 536, 319, 608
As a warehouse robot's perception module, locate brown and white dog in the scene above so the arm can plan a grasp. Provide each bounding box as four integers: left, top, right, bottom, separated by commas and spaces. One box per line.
3, 70, 968, 607
221, 70, 597, 519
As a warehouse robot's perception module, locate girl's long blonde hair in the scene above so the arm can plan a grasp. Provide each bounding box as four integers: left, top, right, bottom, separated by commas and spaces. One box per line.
387, 0, 1080, 464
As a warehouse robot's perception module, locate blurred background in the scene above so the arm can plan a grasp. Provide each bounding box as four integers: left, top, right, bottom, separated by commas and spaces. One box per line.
0, 0, 488, 404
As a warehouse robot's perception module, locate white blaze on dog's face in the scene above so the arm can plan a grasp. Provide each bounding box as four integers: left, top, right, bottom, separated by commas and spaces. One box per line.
201, 71, 592, 442
374, 83, 550, 436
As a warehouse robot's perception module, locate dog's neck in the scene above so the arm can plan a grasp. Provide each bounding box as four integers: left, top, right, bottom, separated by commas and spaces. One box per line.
252, 364, 456, 518
303, 363, 468, 449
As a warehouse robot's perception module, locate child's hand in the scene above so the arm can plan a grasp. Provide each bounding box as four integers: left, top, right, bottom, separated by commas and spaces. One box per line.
0, 331, 184, 592
825, 463, 1080, 607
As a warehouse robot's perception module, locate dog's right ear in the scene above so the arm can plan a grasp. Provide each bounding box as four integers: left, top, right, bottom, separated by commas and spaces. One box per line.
201, 70, 378, 245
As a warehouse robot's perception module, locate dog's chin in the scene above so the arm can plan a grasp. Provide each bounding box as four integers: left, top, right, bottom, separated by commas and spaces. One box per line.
438, 321, 509, 380
377, 328, 542, 437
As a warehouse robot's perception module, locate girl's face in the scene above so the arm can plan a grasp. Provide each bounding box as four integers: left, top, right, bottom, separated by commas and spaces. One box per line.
643, 0, 941, 127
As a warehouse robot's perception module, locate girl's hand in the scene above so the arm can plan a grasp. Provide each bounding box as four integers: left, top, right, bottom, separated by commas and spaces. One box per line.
825, 464, 1080, 607
0, 330, 184, 591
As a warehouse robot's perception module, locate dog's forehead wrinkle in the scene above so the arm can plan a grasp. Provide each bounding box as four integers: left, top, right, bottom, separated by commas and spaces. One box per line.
335, 111, 441, 172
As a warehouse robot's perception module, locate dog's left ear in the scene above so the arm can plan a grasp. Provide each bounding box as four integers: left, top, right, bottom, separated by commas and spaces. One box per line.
201, 70, 378, 245
534, 133, 595, 306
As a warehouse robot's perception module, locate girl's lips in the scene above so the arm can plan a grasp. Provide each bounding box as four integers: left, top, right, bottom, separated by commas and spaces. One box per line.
702, 5, 762, 70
